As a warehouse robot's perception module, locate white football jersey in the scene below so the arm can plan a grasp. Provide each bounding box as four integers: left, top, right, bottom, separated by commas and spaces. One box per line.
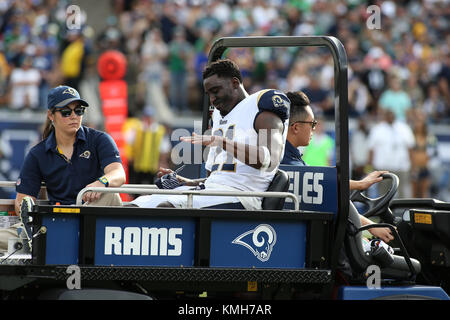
204, 89, 290, 209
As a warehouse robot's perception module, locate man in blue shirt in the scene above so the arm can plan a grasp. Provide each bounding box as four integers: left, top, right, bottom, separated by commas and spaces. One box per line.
281, 91, 313, 167
281, 91, 394, 243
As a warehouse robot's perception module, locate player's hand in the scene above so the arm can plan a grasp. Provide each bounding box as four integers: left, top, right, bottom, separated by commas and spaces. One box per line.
157, 167, 174, 178
180, 132, 223, 147
157, 167, 194, 185
83, 180, 104, 204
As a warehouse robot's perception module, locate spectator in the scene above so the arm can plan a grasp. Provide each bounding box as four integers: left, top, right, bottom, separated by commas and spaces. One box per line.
227, 47, 255, 91
167, 26, 193, 113
33, 44, 53, 110
286, 60, 310, 92
378, 75, 412, 122
60, 29, 90, 91
436, 50, 450, 104
96, 16, 126, 53
193, 30, 213, 111
251, 0, 279, 33
345, 38, 365, 74
350, 117, 371, 182
363, 47, 393, 72
159, 1, 179, 44
0, 0, 448, 125
392, 37, 417, 71
140, 28, 169, 111
348, 75, 371, 117
127, 106, 171, 186
3, 22, 27, 67
422, 83, 448, 123
410, 112, 438, 198
0, 43, 10, 103
405, 73, 424, 110
302, 76, 333, 118
194, 2, 221, 35
360, 50, 388, 115
9, 56, 41, 110
367, 109, 415, 199
229, 0, 254, 36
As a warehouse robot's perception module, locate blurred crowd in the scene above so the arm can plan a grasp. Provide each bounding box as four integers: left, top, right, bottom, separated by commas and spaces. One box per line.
0, 0, 449, 199
0, 0, 449, 120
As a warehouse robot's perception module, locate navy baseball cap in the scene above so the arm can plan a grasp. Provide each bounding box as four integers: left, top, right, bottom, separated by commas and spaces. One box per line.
47, 86, 89, 109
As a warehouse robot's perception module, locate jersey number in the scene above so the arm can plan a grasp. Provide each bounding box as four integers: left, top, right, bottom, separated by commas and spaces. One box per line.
211, 125, 236, 173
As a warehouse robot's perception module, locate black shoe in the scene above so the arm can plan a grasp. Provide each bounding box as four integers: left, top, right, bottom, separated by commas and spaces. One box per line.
19, 196, 34, 252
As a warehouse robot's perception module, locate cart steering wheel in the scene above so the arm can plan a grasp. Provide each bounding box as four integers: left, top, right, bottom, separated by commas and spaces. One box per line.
350, 172, 399, 224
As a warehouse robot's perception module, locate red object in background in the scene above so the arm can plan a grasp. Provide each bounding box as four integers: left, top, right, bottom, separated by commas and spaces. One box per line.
97, 50, 130, 201
97, 50, 127, 80
99, 80, 127, 118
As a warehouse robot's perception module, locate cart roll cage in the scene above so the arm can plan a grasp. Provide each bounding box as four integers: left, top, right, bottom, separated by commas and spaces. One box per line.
2, 36, 349, 287
202, 36, 349, 276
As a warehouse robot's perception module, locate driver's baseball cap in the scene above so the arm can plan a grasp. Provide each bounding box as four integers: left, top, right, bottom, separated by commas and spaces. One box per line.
47, 85, 89, 109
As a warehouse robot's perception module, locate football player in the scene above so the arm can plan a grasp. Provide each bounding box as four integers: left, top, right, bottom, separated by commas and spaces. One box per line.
131, 59, 290, 209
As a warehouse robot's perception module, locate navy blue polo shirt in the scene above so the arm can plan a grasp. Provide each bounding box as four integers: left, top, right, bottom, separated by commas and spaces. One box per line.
281, 140, 307, 166
16, 126, 122, 205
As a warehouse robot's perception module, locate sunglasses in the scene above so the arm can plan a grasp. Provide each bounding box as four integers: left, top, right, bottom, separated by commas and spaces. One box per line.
291, 120, 318, 129
55, 106, 86, 117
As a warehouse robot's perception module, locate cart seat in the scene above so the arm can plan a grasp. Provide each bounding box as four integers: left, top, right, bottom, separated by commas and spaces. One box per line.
262, 169, 290, 210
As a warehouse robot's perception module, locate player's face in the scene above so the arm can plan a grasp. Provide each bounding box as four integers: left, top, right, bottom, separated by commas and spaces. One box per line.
203, 74, 239, 116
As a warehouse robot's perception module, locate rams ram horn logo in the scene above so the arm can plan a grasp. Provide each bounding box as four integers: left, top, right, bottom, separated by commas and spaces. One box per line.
272, 95, 283, 108
232, 224, 277, 262
63, 88, 77, 96
79, 150, 91, 159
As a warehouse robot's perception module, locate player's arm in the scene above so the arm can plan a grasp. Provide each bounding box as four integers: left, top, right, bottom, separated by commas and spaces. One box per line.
181, 118, 283, 171
214, 111, 283, 170
182, 176, 208, 186
223, 89, 288, 170
252, 111, 284, 170
181, 90, 289, 171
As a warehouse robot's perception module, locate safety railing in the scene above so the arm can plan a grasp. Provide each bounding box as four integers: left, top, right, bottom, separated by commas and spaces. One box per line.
0, 181, 16, 188
118, 184, 158, 189
2, 180, 299, 210
75, 186, 299, 210
0, 181, 159, 207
